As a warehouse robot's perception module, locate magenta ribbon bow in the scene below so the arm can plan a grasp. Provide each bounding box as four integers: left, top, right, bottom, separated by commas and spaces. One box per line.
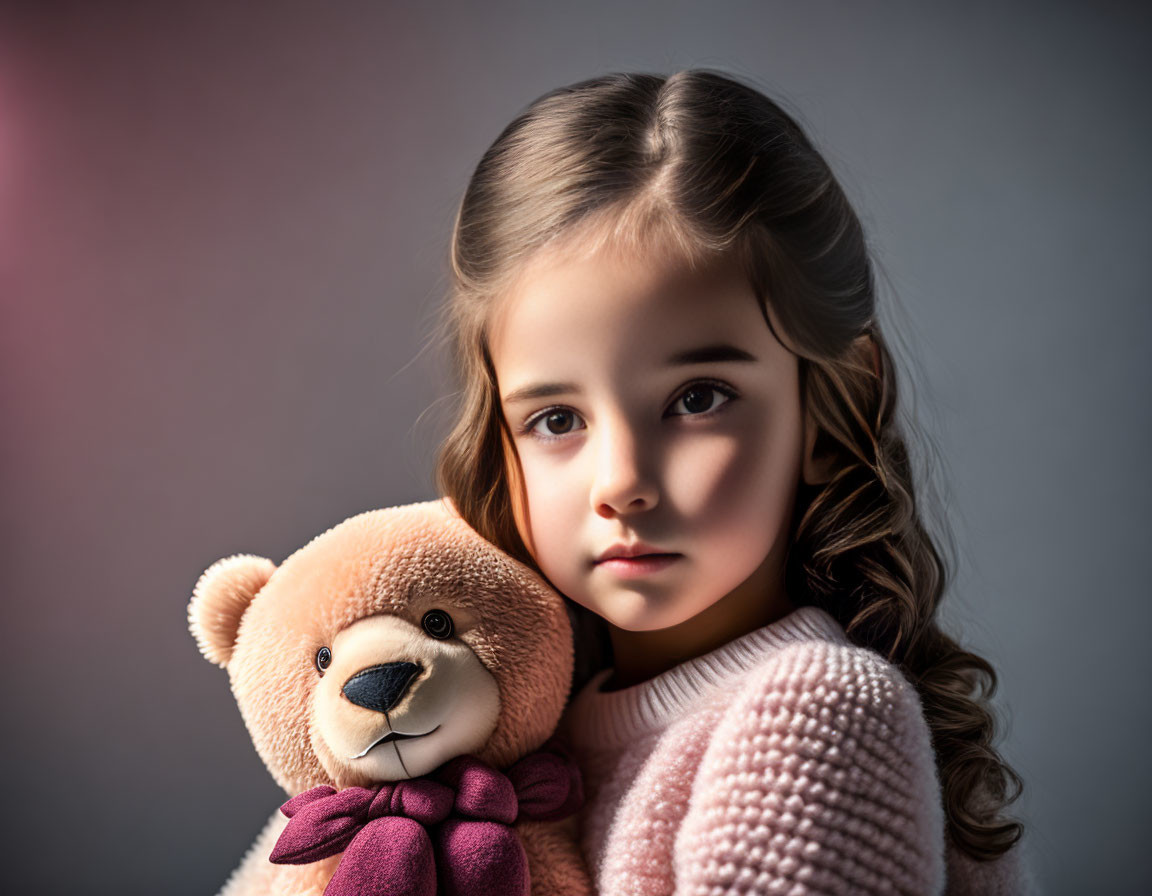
269, 739, 583, 896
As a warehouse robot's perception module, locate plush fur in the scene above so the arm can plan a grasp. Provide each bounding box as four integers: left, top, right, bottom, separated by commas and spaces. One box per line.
188, 497, 590, 896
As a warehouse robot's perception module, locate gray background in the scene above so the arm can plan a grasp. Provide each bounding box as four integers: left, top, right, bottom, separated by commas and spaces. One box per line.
1, 1, 1148, 893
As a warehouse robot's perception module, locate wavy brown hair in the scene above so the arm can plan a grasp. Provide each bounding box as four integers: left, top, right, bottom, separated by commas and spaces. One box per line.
433, 69, 1023, 861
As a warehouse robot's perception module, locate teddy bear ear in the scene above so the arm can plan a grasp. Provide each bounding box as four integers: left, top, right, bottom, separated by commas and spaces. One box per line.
188, 554, 277, 667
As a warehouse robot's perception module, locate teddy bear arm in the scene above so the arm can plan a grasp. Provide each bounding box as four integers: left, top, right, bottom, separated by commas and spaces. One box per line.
517, 816, 595, 896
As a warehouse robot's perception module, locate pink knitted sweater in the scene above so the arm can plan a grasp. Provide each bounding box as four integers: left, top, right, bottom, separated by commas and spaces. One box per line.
556, 605, 1033, 895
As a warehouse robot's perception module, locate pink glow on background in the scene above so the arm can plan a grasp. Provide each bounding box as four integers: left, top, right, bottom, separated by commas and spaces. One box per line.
0, 72, 13, 248
0, 5, 452, 893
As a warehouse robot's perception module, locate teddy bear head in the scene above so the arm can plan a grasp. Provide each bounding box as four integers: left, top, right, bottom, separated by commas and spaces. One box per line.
188, 498, 573, 795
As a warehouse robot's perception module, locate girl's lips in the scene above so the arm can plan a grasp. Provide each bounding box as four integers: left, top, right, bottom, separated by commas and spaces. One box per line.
596, 540, 671, 562
594, 554, 682, 578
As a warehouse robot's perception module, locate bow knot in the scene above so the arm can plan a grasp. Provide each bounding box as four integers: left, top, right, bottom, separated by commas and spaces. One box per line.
270, 740, 583, 896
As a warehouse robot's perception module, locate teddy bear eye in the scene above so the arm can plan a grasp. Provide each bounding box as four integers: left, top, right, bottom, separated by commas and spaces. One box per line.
315, 647, 332, 673
421, 609, 454, 640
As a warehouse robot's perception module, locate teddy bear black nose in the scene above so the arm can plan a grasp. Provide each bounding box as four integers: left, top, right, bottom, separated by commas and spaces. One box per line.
341, 661, 422, 713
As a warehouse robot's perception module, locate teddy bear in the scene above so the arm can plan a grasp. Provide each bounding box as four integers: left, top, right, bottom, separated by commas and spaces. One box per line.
187, 497, 592, 896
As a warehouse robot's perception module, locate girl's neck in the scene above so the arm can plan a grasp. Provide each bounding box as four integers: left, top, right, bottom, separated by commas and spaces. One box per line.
599, 544, 797, 692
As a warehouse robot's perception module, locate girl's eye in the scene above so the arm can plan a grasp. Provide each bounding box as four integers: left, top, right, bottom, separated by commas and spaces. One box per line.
523, 409, 586, 440
421, 609, 454, 640
315, 647, 332, 673
668, 382, 736, 417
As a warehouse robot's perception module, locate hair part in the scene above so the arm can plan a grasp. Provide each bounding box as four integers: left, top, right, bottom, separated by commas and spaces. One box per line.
434, 68, 1024, 861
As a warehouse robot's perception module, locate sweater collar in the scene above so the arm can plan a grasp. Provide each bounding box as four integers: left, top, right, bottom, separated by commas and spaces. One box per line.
562, 604, 849, 750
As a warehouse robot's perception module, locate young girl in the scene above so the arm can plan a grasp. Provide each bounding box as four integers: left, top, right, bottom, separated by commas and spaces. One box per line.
434, 70, 1030, 895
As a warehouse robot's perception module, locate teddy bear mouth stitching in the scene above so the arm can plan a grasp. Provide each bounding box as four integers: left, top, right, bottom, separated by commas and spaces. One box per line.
351, 724, 442, 759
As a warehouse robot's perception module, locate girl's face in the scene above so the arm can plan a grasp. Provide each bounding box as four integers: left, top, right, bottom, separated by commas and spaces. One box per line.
489, 236, 813, 634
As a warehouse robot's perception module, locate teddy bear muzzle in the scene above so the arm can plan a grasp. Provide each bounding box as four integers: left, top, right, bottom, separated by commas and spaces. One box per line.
314, 614, 503, 784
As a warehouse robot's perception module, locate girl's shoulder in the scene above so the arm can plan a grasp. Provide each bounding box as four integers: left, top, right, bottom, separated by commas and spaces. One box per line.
723, 620, 938, 790
676, 612, 948, 893
714, 609, 943, 822
742, 619, 927, 722
734, 605, 930, 739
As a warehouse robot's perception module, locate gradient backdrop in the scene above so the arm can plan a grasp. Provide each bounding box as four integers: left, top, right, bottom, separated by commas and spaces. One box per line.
1, 1, 1148, 893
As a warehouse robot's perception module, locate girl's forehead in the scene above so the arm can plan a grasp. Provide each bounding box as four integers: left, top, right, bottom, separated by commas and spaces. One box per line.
494, 240, 747, 332
488, 240, 793, 387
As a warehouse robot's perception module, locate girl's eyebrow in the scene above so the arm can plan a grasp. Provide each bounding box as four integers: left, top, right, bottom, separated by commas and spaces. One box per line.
501, 343, 758, 406
667, 344, 758, 366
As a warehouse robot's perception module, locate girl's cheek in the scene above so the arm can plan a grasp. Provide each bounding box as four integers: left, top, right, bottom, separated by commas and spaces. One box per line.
666, 437, 743, 512
526, 456, 578, 505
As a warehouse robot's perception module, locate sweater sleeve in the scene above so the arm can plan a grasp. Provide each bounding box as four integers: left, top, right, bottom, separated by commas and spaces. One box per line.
672, 641, 946, 896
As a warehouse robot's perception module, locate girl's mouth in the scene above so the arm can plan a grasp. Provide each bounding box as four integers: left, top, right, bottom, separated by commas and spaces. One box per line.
595, 554, 682, 577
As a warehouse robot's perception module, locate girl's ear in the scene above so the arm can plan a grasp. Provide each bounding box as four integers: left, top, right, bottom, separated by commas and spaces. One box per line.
865, 331, 881, 379
802, 332, 881, 486
802, 411, 835, 486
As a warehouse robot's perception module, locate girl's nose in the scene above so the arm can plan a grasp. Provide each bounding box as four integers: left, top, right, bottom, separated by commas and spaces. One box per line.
590, 419, 659, 518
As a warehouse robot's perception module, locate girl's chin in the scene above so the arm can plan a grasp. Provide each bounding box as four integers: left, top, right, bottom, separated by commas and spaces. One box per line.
602, 605, 706, 634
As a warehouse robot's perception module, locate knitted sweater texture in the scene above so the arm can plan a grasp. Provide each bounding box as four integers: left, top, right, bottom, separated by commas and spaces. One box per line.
556, 605, 1033, 895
